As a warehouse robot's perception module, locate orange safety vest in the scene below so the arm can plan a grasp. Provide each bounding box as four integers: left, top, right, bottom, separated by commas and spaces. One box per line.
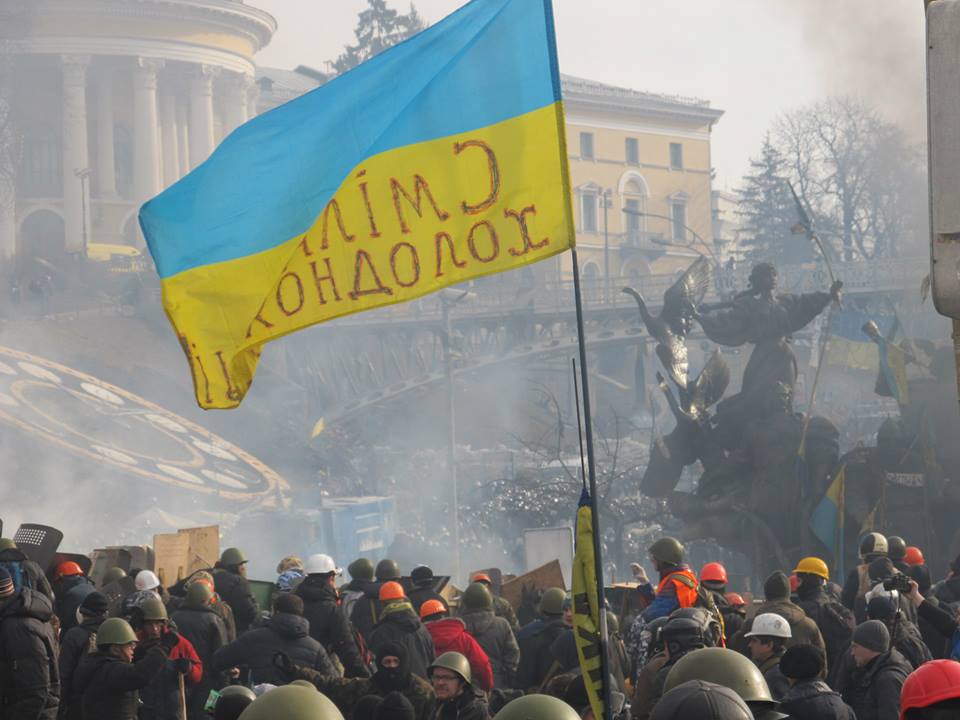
657, 568, 700, 609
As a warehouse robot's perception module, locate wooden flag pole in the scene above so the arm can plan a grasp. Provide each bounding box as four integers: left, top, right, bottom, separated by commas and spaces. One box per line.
570, 247, 613, 720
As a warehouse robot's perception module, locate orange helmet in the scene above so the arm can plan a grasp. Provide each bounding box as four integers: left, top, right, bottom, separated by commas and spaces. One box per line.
905, 546, 925, 567
699, 562, 728, 584
379, 581, 405, 602
899, 659, 960, 719
419, 599, 446, 619
724, 592, 745, 608
55, 561, 83, 580
471, 573, 492, 585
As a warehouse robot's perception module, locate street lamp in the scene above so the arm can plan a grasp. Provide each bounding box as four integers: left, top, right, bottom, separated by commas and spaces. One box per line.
74, 167, 92, 258
439, 287, 474, 586
621, 208, 720, 267
601, 188, 612, 303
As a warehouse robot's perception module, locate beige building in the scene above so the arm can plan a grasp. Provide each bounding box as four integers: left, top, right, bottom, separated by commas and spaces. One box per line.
561, 75, 723, 293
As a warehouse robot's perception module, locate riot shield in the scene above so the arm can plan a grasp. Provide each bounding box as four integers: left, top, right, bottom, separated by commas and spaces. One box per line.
13, 524, 63, 570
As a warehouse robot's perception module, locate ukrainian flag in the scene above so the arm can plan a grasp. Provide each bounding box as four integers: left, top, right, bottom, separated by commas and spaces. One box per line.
810, 464, 845, 575
140, 0, 574, 409
825, 310, 894, 371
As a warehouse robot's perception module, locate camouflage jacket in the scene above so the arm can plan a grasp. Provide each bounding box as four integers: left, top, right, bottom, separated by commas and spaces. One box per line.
294, 665, 436, 720
493, 597, 519, 634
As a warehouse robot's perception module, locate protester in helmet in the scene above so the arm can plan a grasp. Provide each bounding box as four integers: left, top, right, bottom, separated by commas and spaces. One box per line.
651, 680, 753, 720
838, 620, 911, 720
639, 610, 711, 715
350, 558, 400, 644
732, 572, 826, 660
791, 556, 853, 672
170, 582, 230, 718
421, 598, 493, 691
59, 591, 110, 720
428, 652, 489, 719
224, 684, 344, 720
778, 644, 855, 720
469, 573, 519, 634
212, 548, 259, 634
888, 537, 911, 576
489, 694, 579, 720
296, 553, 370, 678
457, 583, 518, 690
723, 593, 747, 642
407, 566, 448, 616
744, 613, 792, 700
118, 570, 166, 620
341, 558, 377, 632
369, 581, 436, 679
699, 562, 740, 645
515, 588, 567, 690
75, 617, 172, 720
900, 659, 960, 720
841, 533, 888, 611
53, 560, 96, 633
212, 685, 256, 720
635, 538, 701, 622
630, 615, 669, 719
212, 591, 336, 686
99, 566, 127, 589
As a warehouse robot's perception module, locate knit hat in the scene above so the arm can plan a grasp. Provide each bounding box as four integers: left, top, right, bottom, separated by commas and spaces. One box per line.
852, 620, 890, 654
0, 568, 13, 598
354, 695, 383, 720
79, 591, 109, 616
780, 644, 825, 680
410, 565, 433, 585
763, 571, 791, 600
373, 691, 415, 720
866, 595, 896, 622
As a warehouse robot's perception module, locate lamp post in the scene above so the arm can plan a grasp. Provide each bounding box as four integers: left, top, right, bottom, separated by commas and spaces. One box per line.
601, 188, 612, 303
74, 167, 92, 258
439, 287, 473, 586
621, 208, 719, 267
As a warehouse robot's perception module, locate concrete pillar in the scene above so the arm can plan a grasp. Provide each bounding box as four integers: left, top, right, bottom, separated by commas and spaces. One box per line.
176, 102, 189, 179
246, 78, 259, 120
222, 72, 252, 135
62, 54, 91, 254
132, 57, 163, 205
0, 57, 15, 259
159, 86, 179, 188
188, 64, 217, 168
95, 70, 117, 198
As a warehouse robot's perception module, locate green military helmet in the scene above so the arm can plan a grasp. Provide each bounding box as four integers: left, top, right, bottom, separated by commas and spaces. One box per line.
461, 582, 493, 611
375, 558, 401, 581
652, 680, 753, 720
348, 558, 375, 581
96, 617, 138, 646
538, 587, 566, 616
220, 548, 247, 567
237, 684, 344, 720
101, 567, 127, 586
492, 694, 581, 720
215, 685, 257, 720
186, 581, 213, 606
606, 610, 619, 635
649, 537, 685, 566
429, 651, 472, 685
0, 538, 16, 551
663, 647, 775, 705
140, 596, 168, 621
887, 536, 907, 561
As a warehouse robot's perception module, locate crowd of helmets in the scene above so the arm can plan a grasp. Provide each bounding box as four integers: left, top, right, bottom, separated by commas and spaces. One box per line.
1, 532, 960, 720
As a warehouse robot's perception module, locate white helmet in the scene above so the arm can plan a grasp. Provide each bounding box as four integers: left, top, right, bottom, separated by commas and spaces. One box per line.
745, 612, 792, 639
304, 553, 341, 576
135, 570, 160, 591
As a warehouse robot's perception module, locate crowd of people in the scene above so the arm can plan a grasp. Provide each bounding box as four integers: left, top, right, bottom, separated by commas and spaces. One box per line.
1, 531, 960, 719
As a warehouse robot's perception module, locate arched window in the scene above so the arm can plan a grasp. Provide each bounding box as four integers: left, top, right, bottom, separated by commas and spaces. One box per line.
20, 126, 61, 197
619, 172, 649, 245
114, 125, 133, 199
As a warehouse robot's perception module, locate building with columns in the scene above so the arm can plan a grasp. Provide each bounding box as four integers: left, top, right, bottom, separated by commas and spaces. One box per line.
0, 0, 275, 260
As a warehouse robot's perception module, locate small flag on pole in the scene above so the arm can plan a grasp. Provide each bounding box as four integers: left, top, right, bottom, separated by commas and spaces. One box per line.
572, 487, 607, 720
140, 0, 574, 408
810, 464, 846, 576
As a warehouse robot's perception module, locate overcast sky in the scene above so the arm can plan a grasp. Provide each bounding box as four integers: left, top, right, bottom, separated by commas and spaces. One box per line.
252, 0, 927, 190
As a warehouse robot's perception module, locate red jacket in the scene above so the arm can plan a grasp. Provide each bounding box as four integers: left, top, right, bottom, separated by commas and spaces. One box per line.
170, 633, 203, 685
425, 618, 494, 691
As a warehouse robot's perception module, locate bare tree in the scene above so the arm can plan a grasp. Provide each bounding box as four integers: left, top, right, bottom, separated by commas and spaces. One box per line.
772, 97, 926, 261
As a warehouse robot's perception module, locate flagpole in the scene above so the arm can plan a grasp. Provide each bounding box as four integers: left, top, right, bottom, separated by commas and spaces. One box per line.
570, 247, 613, 720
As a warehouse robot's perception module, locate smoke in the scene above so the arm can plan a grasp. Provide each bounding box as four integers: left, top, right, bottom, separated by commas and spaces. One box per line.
775, 1, 926, 139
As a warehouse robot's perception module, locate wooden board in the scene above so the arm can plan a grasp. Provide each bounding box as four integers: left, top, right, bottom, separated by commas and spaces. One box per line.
153, 525, 220, 588
179, 526, 219, 574
500, 559, 565, 610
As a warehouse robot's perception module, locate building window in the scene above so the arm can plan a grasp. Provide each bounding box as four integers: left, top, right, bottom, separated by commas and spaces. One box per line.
670, 142, 684, 169
625, 137, 639, 165
671, 201, 688, 241
580, 190, 598, 232
21, 128, 61, 197
625, 198, 642, 240
580, 132, 594, 160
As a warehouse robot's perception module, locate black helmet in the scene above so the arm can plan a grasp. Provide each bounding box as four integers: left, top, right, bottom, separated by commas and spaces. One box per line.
642, 615, 671, 656
214, 685, 256, 720
652, 680, 753, 720
660, 616, 707, 658
887, 536, 907, 561
670, 607, 722, 647
375, 558, 401, 581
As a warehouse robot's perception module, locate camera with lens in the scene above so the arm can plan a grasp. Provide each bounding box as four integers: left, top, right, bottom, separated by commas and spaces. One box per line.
882, 574, 912, 593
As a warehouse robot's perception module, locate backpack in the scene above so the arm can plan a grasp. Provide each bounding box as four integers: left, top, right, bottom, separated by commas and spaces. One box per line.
671, 573, 727, 646
0, 559, 32, 592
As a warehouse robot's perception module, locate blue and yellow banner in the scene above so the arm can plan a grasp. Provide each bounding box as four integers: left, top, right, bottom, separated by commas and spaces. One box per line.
824, 310, 895, 372
810, 464, 845, 575
573, 488, 606, 720
140, 0, 574, 408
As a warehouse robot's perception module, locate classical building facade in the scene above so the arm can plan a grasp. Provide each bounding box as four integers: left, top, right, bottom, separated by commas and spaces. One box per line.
0, 0, 275, 259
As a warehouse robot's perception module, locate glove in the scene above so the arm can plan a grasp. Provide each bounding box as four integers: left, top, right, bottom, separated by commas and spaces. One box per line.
160, 630, 180, 654
171, 657, 193, 675
272, 651, 297, 681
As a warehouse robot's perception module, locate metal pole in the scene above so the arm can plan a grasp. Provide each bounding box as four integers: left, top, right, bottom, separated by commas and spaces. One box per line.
442, 300, 461, 585
571, 246, 613, 720
603, 190, 610, 304
79, 173, 88, 258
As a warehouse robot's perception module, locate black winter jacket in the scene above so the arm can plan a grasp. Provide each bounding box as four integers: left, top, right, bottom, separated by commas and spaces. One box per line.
516, 617, 566, 690
0, 548, 55, 605
76, 646, 167, 720
0, 589, 60, 720
169, 603, 228, 720
58, 616, 103, 720
779, 680, 856, 720
369, 603, 436, 679
211, 569, 258, 634
345, 579, 381, 643
431, 687, 488, 720
795, 582, 853, 671
840, 648, 911, 720
55, 576, 96, 633
296, 577, 369, 677
211, 612, 336, 685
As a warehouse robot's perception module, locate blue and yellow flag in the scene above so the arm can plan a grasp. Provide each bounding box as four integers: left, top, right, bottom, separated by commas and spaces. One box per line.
140, 0, 574, 408
572, 488, 606, 720
810, 464, 845, 576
